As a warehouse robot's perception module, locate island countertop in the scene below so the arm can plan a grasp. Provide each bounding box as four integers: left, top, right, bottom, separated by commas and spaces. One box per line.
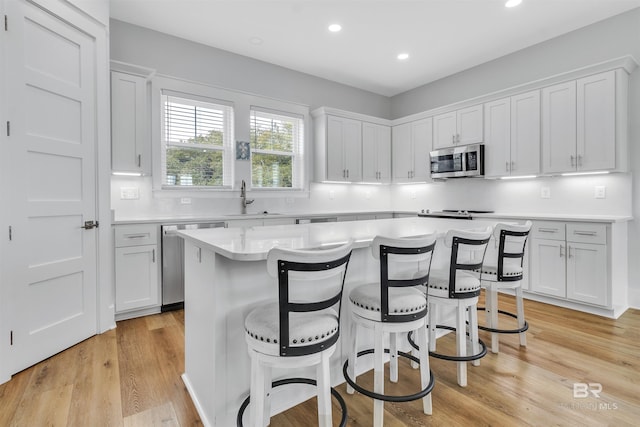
177, 217, 500, 261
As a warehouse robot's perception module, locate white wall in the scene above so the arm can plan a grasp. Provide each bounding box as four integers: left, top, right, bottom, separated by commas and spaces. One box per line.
391, 8, 640, 308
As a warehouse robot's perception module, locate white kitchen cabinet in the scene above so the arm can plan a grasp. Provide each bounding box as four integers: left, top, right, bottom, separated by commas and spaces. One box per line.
326, 115, 362, 182
362, 122, 391, 183
392, 118, 432, 182
111, 70, 151, 175
433, 104, 483, 149
542, 70, 620, 174
114, 224, 160, 313
529, 221, 609, 307
484, 91, 540, 178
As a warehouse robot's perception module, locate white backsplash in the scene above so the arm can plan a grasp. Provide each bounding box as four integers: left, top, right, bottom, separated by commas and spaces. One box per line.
111, 173, 632, 221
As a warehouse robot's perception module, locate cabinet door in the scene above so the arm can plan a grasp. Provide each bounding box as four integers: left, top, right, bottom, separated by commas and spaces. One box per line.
411, 118, 432, 181
392, 122, 412, 181
577, 71, 616, 172
115, 245, 159, 312
511, 90, 541, 176
566, 243, 608, 306
342, 118, 363, 181
484, 98, 511, 177
362, 123, 390, 182
457, 104, 483, 145
542, 81, 576, 174
433, 111, 457, 149
326, 116, 348, 181
111, 71, 150, 174
530, 239, 566, 298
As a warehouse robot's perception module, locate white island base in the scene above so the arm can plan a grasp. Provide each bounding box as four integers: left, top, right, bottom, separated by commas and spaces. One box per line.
178, 218, 501, 426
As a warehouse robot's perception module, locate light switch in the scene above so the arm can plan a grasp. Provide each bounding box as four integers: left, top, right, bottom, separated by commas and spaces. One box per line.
181, 197, 192, 204
120, 187, 139, 200
540, 187, 551, 199
594, 186, 606, 199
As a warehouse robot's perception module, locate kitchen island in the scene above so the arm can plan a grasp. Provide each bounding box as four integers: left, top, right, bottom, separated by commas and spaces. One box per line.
177, 217, 502, 427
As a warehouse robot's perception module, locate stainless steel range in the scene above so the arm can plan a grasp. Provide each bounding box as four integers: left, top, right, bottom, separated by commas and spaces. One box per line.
418, 209, 495, 220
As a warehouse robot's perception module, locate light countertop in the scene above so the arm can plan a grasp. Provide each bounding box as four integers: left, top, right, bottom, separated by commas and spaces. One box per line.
177, 217, 499, 261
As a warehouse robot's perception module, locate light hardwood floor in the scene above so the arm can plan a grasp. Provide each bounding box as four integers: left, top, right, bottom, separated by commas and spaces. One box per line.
1, 293, 638, 426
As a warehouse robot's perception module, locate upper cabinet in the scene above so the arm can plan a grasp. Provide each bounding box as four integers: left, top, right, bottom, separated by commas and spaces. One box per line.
362, 122, 391, 183
484, 91, 540, 178
313, 108, 391, 183
392, 118, 432, 182
111, 70, 151, 175
542, 70, 623, 174
433, 104, 483, 149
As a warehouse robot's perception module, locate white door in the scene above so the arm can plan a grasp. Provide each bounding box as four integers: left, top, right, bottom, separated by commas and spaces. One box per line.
566, 242, 608, 306
511, 90, 541, 176
326, 116, 346, 181
392, 122, 411, 181
341, 117, 362, 182
361, 122, 379, 182
576, 71, 616, 172
483, 97, 511, 177
542, 81, 576, 174
456, 104, 483, 145
411, 118, 432, 181
432, 111, 456, 149
5, 0, 98, 373
530, 239, 566, 298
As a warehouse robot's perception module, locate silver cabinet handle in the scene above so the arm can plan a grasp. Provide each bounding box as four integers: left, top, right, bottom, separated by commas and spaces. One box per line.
538, 228, 559, 233
573, 231, 597, 236
570, 155, 575, 167
506, 161, 510, 172
137, 154, 142, 167
577, 155, 583, 167
124, 234, 148, 239
456, 134, 461, 143
559, 244, 564, 257
568, 246, 573, 258
347, 169, 349, 178
452, 135, 455, 144
152, 248, 156, 263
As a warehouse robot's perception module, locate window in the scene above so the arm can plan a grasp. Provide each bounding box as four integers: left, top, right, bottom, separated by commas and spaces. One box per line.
250, 107, 304, 189
161, 92, 233, 188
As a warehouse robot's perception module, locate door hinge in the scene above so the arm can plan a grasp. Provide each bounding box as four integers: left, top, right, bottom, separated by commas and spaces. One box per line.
8, 226, 12, 241
10, 330, 13, 346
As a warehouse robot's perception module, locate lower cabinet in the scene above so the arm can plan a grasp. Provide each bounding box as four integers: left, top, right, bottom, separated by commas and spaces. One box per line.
530, 221, 609, 308
114, 224, 160, 314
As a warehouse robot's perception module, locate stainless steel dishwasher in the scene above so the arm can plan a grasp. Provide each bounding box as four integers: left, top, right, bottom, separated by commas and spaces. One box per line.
161, 222, 225, 311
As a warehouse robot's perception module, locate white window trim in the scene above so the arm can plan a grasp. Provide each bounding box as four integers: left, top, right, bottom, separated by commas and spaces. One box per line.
250, 106, 305, 191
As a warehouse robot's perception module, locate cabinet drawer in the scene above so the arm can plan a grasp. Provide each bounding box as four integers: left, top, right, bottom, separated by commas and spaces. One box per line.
566, 223, 606, 244
531, 221, 565, 241
115, 224, 158, 247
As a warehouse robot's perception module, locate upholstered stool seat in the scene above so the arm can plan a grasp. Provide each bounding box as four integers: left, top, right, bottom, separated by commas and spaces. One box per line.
478, 221, 532, 354
238, 242, 353, 427
418, 227, 492, 388
344, 234, 436, 427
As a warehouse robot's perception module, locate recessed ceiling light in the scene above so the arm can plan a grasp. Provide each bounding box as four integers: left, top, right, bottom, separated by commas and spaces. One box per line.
397, 53, 410, 60
249, 36, 263, 45
505, 0, 522, 7
328, 23, 342, 33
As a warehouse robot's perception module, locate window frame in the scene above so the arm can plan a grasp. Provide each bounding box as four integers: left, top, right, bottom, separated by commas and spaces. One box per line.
249, 106, 305, 190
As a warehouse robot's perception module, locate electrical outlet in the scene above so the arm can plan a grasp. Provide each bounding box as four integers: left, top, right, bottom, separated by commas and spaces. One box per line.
285, 197, 294, 205
540, 187, 551, 199
594, 186, 606, 199
120, 187, 139, 200
329, 191, 335, 200
410, 191, 416, 200
365, 191, 371, 200
181, 197, 192, 204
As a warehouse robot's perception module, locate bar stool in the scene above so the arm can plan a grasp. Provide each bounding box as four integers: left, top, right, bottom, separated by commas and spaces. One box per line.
343, 234, 437, 427
238, 242, 353, 427
478, 221, 532, 353
424, 227, 492, 387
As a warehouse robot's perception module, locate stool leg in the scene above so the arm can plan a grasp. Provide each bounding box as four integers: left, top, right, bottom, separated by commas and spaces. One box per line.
469, 303, 480, 367
249, 352, 266, 427
373, 323, 384, 427
456, 301, 467, 387
347, 319, 358, 394
489, 284, 499, 353
428, 302, 437, 352
316, 351, 332, 427
516, 285, 527, 347
390, 332, 398, 383
417, 324, 432, 415
410, 329, 419, 369
262, 366, 272, 427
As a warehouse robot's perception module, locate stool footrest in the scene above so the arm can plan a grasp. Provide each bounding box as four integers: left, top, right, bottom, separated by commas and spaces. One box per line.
342, 348, 435, 403
476, 307, 530, 334
237, 377, 348, 427
408, 327, 487, 362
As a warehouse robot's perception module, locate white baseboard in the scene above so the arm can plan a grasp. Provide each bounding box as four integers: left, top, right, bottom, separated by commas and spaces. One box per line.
182, 373, 213, 427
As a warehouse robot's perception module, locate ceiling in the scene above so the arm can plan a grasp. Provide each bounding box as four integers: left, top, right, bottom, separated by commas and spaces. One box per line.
109, 0, 640, 97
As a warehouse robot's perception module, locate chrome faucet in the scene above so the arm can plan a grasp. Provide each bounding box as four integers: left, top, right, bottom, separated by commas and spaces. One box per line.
240, 180, 254, 214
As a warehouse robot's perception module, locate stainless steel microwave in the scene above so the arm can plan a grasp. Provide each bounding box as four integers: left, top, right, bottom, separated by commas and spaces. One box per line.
430, 143, 484, 179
